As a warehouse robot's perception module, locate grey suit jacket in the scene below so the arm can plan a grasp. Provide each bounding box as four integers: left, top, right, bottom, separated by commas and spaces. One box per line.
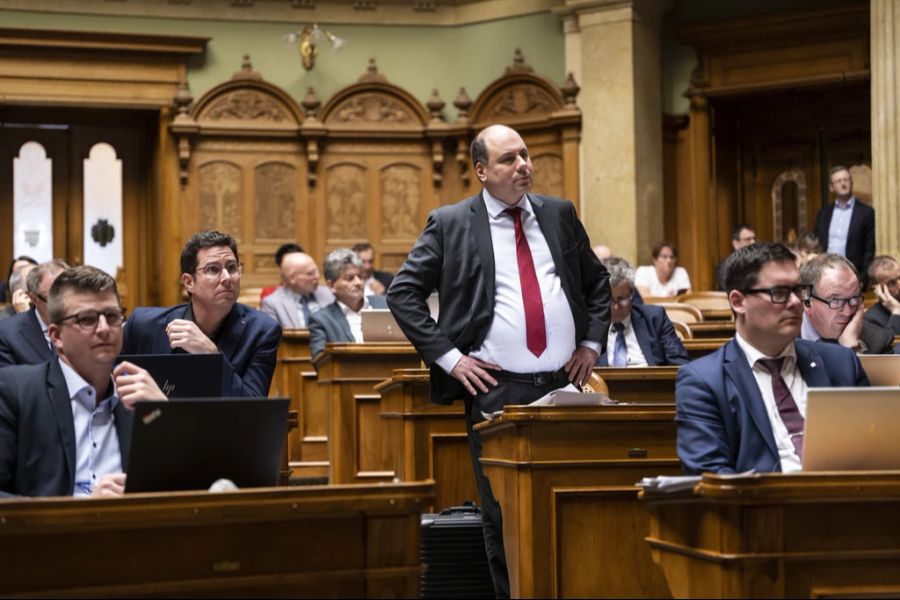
387, 192, 612, 404
260, 285, 334, 329
0, 360, 132, 497
0, 307, 54, 368
308, 296, 388, 358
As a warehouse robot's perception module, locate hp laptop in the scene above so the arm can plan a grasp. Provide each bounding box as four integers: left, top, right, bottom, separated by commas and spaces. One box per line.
125, 398, 289, 493
117, 353, 223, 398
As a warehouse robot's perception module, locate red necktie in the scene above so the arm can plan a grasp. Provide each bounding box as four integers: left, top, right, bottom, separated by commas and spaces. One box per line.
757, 357, 804, 458
505, 207, 546, 357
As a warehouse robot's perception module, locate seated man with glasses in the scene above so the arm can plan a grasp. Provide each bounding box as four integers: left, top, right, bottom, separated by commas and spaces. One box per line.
596, 257, 688, 367
676, 243, 869, 475
0, 266, 166, 497
800, 253, 895, 354
122, 230, 282, 397
0, 259, 68, 368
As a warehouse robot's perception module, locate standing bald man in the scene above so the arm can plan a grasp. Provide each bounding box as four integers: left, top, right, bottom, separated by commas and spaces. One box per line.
261, 252, 334, 329
388, 124, 611, 598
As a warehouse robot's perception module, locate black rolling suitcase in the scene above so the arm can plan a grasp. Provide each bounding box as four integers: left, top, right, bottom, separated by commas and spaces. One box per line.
420, 501, 495, 598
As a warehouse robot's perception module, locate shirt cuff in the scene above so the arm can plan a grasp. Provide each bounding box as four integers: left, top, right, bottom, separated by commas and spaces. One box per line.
579, 340, 601, 356
435, 348, 464, 374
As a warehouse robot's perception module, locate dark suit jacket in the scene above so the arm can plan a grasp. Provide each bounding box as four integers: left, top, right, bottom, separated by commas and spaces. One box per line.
676, 338, 869, 475
308, 296, 388, 358
0, 360, 132, 497
387, 192, 611, 404
860, 320, 895, 354
121, 302, 282, 398
0, 307, 54, 368
598, 304, 689, 366
865, 302, 900, 336
813, 198, 876, 287
374, 270, 394, 290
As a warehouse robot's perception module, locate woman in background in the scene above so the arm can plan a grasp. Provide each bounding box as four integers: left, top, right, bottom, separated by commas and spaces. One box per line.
634, 242, 692, 298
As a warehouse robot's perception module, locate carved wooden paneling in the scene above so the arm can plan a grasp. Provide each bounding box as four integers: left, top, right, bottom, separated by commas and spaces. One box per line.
326, 93, 419, 128
380, 163, 421, 240
325, 163, 368, 242
198, 160, 242, 235
531, 153, 563, 198
203, 91, 291, 123
254, 161, 295, 240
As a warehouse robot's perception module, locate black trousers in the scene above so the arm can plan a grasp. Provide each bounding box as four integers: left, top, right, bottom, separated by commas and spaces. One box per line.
464, 374, 568, 599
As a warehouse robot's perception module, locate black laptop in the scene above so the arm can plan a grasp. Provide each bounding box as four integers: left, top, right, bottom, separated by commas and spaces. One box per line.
125, 398, 289, 493
116, 353, 223, 398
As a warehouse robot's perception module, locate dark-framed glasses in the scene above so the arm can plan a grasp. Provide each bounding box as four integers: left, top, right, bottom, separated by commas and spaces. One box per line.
810, 293, 864, 310
195, 261, 243, 279
57, 308, 126, 330
741, 285, 812, 304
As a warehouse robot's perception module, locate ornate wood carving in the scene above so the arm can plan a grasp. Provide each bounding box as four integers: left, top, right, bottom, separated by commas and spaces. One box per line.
380, 164, 421, 239
198, 161, 242, 234
531, 154, 564, 198
255, 162, 296, 240
205, 91, 289, 122
325, 163, 367, 241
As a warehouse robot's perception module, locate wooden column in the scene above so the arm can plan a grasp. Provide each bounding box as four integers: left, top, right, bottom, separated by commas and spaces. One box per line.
871, 0, 900, 257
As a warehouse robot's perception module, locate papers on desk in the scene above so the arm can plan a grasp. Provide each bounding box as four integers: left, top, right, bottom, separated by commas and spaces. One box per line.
637, 475, 702, 493
481, 384, 616, 420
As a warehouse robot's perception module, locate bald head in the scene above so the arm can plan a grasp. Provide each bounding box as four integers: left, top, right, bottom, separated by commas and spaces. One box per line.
470, 124, 534, 206
281, 252, 321, 296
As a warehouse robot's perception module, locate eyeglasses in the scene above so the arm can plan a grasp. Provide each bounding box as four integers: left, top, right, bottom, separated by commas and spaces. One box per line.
195, 261, 243, 280
34, 293, 48, 304
611, 295, 633, 307
56, 308, 126, 330
810, 293, 864, 310
741, 285, 812, 304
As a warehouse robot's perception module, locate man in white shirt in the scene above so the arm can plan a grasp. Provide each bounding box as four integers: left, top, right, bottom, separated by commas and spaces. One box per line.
260, 252, 334, 329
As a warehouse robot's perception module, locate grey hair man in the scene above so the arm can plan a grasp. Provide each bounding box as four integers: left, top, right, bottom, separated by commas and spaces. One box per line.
0, 259, 68, 367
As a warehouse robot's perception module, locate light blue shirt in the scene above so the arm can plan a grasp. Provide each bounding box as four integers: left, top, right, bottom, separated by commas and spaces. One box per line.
59, 359, 122, 497
826, 196, 856, 256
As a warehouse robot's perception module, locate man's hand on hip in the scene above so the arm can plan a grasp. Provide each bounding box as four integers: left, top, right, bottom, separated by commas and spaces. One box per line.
565, 346, 598, 387
450, 355, 500, 396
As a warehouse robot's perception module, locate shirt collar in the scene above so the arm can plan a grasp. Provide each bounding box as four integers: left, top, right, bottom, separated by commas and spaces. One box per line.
734, 331, 797, 370
482, 188, 531, 219
613, 314, 633, 332
58, 357, 119, 410
835, 196, 856, 210
338, 297, 371, 316
800, 313, 821, 341
35, 309, 49, 334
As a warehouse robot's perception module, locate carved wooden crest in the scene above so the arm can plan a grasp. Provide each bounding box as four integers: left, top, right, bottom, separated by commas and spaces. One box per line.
202, 91, 290, 122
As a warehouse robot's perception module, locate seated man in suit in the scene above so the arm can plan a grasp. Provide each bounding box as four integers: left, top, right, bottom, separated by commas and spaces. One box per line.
866, 255, 900, 335
260, 251, 333, 329
259, 242, 304, 303
800, 253, 894, 354
0, 259, 68, 367
122, 230, 282, 398
677, 243, 869, 475
715, 224, 757, 291
308, 248, 387, 358
0, 264, 35, 321
0, 266, 165, 497
596, 257, 688, 367
352, 242, 393, 296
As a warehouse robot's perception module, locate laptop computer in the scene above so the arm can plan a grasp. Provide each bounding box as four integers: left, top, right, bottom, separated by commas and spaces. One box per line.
117, 353, 223, 398
802, 387, 900, 471
125, 398, 289, 493
858, 355, 900, 387
361, 293, 439, 343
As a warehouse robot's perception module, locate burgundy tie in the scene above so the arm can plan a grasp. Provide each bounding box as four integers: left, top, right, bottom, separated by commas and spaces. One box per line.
504, 207, 546, 357
757, 357, 804, 458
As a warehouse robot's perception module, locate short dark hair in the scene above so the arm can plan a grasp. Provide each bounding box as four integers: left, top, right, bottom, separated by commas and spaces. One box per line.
275, 243, 304, 267
180, 231, 239, 276
470, 133, 488, 169
6, 255, 37, 283
351, 242, 374, 255
48, 266, 119, 324
26, 260, 68, 295
800, 253, 860, 290
724, 242, 797, 293
795, 232, 822, 255
829, 165, 851, 179
731, 224, 754, 240
651, 241, 677, 260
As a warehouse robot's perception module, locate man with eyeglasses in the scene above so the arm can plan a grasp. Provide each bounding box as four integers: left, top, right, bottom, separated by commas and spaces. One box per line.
865, 255, 900, 336
596, 257, 688, 367
0, 259, 68, 368
676, 243, 869, 475
800, 253, 894, 354
0, 266, 166, 497
122, 230, 282, 397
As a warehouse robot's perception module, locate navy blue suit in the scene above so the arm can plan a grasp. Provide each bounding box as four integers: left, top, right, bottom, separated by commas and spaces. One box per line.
597, 303, 688, 366
121, 303, 281, 398
676, 338, 869, 475
0, 307, 54, 368
0, 360, 132, 497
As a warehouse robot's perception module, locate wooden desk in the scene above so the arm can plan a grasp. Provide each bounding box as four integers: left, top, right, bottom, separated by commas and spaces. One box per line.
644, 472, 900, 598
271, 330, 328, 479
688, 321, 735, 339
683, 338, 729, 360
594, 366, 679, 404
700, 308, 733, 321
314, 342, 422, 485
0, 482, 433, 598
377, 368, 478, 512
477, 404, 680, 598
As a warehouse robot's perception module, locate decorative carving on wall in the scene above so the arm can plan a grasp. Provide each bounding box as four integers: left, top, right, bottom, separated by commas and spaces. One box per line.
329, 93, 414, 125
325, 163, 367, 240
531, 154, 564, 198
380, 164, 420, 239
205, 91, 289, 122
199, 161, 242, 234
255, 162, 296, 240
487, 85, 556, 119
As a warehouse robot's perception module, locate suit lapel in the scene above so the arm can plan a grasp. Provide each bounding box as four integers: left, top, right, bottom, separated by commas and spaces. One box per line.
529, 195, 564, 277
22, 310, 52, 361
216, 304, 247, 362
847, 198, 864, 241
45, 361, 77, 488
630, 308, 657, 366
723, 340, 780, 461
470, 193, 496, 307
331, 303, 353, 340
795, 341, 830, 387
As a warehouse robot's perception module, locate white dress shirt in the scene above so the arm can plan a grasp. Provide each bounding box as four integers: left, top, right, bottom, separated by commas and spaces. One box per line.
605, 315, 648, 367
734, 333, 808, 473
437, 190, 593, 375
338, 297, 372, 343
36, 310, 52, 349
60, 359, 122, 496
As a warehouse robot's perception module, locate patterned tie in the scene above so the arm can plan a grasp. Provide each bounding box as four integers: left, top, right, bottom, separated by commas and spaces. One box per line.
612, 322, 628, 367
757, 357, 804, 458
299, 295, 311, 327
504, 206, 546, 357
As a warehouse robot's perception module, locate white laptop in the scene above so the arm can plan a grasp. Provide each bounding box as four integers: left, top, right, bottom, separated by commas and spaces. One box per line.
802, 387, 900, 471
858, 354, 900, 387
360, 293, 439, 343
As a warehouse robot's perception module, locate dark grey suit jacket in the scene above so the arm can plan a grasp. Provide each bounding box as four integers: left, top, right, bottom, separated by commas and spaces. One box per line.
387, 192, 611, 404
0, 307, 54, 368
865, 302, 900, 336
813, 198, 876, 287
308, 296, 388, 358
0, 360, 132, 497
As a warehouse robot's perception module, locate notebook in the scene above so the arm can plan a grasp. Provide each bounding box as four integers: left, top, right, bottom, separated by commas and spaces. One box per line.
116, 353, 223, 398
361, 296, 439, 343
125, 397, 289, 493
802, 387, 900, 471
858, 354, 900, 387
